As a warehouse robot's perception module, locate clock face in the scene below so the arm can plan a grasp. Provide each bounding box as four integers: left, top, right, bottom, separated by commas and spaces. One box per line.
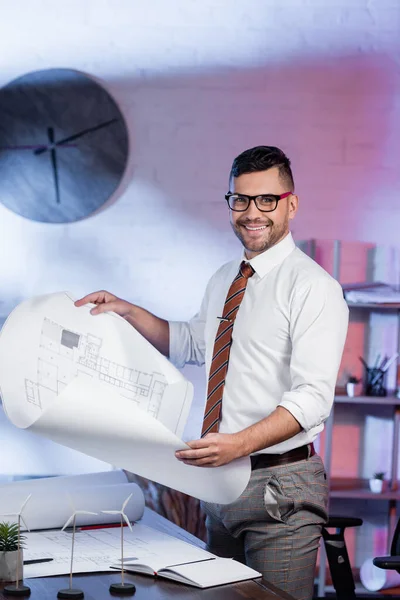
0, 68, 129, 223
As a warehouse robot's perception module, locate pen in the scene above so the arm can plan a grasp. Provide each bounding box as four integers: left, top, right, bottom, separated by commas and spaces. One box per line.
382, 353, 399, 373
380, 355, 388, 370
370, 353, 400, 387
24, 558, 53, 565
79, 523, 130, 531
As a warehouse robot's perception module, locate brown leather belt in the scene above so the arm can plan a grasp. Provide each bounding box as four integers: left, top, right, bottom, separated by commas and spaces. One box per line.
250, 443, 315, 470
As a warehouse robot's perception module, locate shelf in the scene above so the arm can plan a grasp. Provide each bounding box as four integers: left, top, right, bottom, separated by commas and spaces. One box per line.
330, 478, 400, 500
347, 302, 400, 310
335, 395, 400, 406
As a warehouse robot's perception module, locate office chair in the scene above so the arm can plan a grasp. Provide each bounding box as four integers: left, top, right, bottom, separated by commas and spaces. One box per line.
373, 516, 400, 575
322, 516, 363, 599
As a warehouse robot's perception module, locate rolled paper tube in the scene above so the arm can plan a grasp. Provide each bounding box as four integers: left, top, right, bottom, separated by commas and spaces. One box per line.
360, 558, 400, 591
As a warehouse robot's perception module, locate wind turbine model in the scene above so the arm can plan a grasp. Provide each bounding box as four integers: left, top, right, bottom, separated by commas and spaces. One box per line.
1, 494, 32, 597
102, 493, 136, 595
57, 506, 97, 599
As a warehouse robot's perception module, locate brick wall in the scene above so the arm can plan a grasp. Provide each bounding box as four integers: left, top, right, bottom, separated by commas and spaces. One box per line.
0, 0, 399, 565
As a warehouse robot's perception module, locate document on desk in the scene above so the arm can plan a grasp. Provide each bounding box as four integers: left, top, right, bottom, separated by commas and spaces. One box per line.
23, 523, 262, 587
0, 292, 251, 504
23, 523, 214, 579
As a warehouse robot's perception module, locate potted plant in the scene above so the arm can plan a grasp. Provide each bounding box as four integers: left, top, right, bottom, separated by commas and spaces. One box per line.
369, 472, 385, 493
0, 521, 25, 581
346, 375, 361, 397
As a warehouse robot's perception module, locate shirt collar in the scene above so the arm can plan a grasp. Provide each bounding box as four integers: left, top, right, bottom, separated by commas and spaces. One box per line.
244, 232, 296, 278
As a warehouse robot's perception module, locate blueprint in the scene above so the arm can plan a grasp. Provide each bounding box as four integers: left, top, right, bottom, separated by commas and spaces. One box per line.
0, 292, 251, 504
23, 523, 213, 578
0, 292, 191, 437
28, 316, 167, 421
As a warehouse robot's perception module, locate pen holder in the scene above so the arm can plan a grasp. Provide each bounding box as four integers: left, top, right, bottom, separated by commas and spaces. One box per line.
364, 367, 387, 397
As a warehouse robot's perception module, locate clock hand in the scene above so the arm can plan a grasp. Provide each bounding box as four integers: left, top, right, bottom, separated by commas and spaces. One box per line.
34, 118, 119, 155
0, 144, 76, 151
55, 117, 119, 147
48, 127, 60, 204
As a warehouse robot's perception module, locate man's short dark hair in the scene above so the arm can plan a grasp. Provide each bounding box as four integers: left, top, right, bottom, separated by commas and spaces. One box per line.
229, 146, 294, 191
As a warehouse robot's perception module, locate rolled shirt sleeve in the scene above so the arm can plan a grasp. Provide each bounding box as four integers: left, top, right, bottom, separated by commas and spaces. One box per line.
168, 279, 213, 368
279, 277, 349, 432
169, 317, 206, 368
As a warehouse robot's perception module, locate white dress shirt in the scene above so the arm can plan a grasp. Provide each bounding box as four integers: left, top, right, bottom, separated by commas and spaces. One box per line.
169, 233, 349, 453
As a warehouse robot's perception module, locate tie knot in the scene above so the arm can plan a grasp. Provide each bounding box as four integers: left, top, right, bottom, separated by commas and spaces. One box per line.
240, 261, 254, 279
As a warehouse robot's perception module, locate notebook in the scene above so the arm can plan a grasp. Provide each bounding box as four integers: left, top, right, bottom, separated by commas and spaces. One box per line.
118, 555, 262, 588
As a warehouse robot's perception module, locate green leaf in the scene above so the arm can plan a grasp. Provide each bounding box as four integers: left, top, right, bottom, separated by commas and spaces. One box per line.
0, 521, 26, 551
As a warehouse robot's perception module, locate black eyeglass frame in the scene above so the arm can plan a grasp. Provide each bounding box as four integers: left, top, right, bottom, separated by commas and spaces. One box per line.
225, 191, 292, 212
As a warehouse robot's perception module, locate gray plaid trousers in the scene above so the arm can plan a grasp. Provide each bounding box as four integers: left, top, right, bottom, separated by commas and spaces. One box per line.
201, 454, 328, 600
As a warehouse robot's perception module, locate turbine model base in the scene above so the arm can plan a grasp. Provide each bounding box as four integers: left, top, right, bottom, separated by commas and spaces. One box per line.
109, 582, 136, 595
3, 584, 31, 596
57, 588, 84, 599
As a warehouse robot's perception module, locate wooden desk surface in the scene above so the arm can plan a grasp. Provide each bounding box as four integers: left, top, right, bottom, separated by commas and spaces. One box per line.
0, 572, 294, 600
0, 508, 294, 600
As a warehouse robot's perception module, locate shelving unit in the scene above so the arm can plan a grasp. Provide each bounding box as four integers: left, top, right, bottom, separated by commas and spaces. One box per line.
330, 478, 400, 500
301, 240, 400, 596
326, 391, 400, 498
326, 393, 400, 502
334, 395, 400, 405
319, 391, 400, 595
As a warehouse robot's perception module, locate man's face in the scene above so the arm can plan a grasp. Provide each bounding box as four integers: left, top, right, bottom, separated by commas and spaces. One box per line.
229, 167, 298, 258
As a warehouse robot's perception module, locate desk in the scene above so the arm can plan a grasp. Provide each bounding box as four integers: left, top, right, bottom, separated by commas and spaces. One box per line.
0, 509, 294, 600
0, 572, 295, 600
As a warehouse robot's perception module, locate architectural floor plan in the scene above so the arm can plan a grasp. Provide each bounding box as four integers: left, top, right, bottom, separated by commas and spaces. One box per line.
0, 292, 249, 504
25, 317, 167, 419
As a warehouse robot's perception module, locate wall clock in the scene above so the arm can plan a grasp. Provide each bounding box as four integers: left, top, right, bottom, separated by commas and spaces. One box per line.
0, 68, 129, 223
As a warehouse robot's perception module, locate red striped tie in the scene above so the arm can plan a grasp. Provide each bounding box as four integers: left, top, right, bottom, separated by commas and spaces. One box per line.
201, 261, 255, 437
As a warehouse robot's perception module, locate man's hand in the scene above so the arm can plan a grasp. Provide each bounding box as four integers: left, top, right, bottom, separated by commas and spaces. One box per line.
175, 432, 246, 467
75, 291, 135, 321
75, 291, 170, 356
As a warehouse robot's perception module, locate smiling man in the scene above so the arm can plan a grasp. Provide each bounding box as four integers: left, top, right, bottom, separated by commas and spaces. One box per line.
76, 146, 348, 600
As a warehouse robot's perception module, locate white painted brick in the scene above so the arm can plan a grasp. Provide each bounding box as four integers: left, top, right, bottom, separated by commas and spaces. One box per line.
339, 7, 376, 28
0, 0, 399, 514
368, 6, 400, 29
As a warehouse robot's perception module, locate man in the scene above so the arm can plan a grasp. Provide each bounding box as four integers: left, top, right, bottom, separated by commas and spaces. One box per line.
76, 146, 348, 600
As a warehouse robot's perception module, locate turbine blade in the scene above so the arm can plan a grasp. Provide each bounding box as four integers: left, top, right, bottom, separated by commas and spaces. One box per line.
122, 494, 133, 511
20, 494, 32, 513
20, 516, 30, 533
77, 511, 97, 515
122, 513, 133, 532
61, 514, 75, 531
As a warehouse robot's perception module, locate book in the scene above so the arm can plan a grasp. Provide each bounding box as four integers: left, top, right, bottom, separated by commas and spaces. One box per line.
119, 556, 262, 588
342, 282, 400, 304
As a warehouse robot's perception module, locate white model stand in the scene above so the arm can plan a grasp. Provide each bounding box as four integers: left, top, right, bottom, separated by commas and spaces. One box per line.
102, 493, 136, 596
2, 494, 32, 597
57, 506, 97, 599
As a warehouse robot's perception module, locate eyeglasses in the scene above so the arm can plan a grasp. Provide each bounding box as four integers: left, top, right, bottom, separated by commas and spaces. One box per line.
225, 191, 292, 212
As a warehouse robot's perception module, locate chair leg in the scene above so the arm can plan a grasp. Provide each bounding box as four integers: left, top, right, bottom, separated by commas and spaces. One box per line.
322, 526, 356, 599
